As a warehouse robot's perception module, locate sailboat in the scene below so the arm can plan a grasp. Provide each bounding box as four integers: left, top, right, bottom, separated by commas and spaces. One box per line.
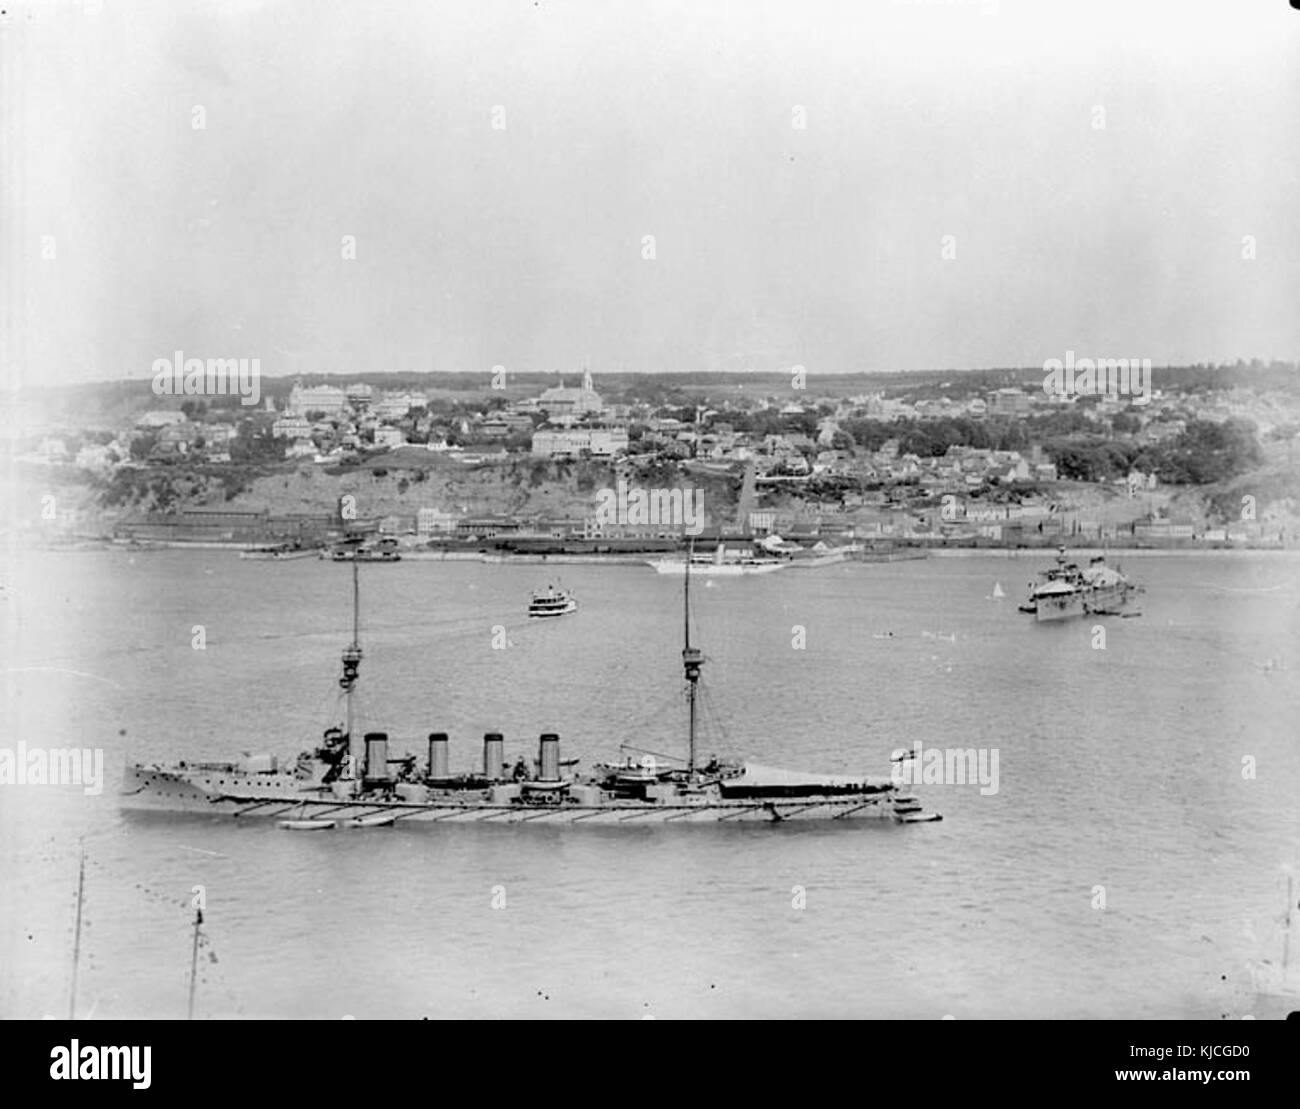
991, 582, 1005, 599
121, 548, 940, 825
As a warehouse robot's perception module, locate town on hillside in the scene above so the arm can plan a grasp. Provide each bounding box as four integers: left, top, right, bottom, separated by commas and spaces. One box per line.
7, 362, 1298, 553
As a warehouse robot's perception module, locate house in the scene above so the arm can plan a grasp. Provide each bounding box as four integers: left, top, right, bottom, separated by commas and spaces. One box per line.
272, 415, 313, 439
480, 413, 535, 437
372, 392, 427, 421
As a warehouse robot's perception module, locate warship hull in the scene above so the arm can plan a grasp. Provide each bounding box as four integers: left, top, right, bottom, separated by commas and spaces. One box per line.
1033, 582, 1136, 622
120, 765, 940, 824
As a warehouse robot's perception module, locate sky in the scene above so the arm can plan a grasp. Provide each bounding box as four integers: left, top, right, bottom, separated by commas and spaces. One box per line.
4, 0, 1298, 388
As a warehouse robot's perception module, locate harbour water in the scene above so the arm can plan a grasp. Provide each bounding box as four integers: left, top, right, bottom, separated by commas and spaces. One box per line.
1, 550, 1297, 1018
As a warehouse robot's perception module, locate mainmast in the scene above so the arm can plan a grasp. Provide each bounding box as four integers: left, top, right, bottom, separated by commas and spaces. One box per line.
68, 840, 85, 1019
339, 557, 363, 771
187, 905, 203, 1020
681, 538, 704, 776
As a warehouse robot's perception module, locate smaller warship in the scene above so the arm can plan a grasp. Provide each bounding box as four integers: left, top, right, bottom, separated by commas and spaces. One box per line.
1018, 547, 1141, 622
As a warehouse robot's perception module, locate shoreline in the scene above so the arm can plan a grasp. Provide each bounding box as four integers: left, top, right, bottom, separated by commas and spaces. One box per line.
25, 538, 1300, 561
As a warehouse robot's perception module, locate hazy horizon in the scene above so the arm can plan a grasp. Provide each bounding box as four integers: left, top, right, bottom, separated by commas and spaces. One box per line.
5, 0, 1298, 389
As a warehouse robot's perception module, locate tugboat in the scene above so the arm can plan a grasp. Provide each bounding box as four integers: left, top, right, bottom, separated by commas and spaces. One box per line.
1018, 547, 1140, 622
527, 583, 578, 619
120, 546, 940, 825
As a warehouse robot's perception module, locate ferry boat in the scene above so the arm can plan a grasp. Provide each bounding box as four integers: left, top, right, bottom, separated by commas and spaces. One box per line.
120, 547, 940, 826
647, 542, 785, 576
1017, 547, 1140, 622
528, 584, 578, 618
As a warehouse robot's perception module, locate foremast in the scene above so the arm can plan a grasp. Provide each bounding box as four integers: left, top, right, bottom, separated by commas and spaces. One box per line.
682, 538, 704, 778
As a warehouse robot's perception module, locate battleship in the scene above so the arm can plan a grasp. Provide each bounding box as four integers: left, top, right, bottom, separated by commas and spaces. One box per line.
120, 549, 940, 826
1017, 547, 1141, 622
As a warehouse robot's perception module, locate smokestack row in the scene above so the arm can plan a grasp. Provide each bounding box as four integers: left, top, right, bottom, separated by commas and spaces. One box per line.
412, 732, 562, 781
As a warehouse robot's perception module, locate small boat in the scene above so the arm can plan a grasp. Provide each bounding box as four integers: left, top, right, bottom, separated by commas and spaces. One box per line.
278, 812, 396, 830
528, 584, 578, 618
340, 813, 397, 828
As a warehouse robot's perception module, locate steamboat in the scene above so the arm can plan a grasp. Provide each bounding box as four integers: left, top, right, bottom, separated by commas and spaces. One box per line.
647, 542, 785, 576
121, 549, 939, 826
527, 584, 578, 618
1018, 547, 1141, 621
